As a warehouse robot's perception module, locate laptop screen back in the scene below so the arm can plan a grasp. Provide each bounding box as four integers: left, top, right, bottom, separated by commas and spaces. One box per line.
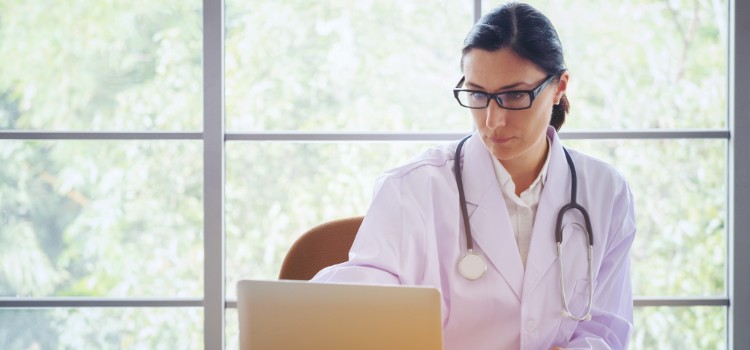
237, 280, 443, 350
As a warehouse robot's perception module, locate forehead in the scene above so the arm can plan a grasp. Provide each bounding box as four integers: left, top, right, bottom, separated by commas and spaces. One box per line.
462, 48, 546, 88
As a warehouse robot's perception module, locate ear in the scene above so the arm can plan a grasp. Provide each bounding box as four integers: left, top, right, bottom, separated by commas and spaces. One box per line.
553, 71, 569, 104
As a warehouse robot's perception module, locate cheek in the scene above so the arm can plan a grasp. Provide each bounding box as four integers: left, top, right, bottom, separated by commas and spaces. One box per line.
470, 110, 486, 126
528, 103, 554, 127
535, 94, 556, 121
536, 108, 553, 125
513, 109, 549, 130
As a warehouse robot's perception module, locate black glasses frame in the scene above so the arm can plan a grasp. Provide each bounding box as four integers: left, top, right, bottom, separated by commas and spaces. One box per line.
452, 73, 558, 110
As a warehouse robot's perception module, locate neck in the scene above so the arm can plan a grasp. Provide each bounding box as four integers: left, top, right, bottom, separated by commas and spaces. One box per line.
500, 136, 549, 196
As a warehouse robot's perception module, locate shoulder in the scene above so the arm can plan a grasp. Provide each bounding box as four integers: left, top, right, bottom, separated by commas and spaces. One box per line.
379, 141, 459, 182
565, 147, 636, 240
367, 140, 461, 204
565, 147, 630, 192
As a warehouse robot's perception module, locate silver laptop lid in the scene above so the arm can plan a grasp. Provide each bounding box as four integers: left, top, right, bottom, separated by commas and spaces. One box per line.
237, 279, 443, 350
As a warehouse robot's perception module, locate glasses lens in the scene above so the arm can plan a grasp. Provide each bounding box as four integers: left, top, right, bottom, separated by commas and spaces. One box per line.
497, 92, 532, 109
456, 91, 489, 108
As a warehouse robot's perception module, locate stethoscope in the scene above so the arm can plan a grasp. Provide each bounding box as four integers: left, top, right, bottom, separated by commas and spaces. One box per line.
453, 134, 594, 321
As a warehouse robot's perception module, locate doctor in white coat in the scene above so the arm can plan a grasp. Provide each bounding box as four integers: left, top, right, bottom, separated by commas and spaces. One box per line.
313, 3, 636, 349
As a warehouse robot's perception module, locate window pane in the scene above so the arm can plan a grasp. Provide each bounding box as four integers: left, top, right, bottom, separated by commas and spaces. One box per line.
0, 1, 202, 131
483, 0, 727, 129
226, 308, 239, 350
225, 0, 474, 131
225, 141, 434, 298
0, 141, 203, 297
0, 308, 202, 349
633, 306, 726, 349
566, 139, 726, 297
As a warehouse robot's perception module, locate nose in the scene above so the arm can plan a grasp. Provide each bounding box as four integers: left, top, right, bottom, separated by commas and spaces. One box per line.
484, 99, 508, 129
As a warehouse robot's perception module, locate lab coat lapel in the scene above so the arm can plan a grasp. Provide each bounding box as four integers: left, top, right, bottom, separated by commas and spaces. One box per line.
461, 133, 524, 300
522, 127, 571, 298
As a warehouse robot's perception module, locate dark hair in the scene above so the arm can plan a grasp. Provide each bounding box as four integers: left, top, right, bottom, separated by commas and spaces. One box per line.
461, 2, 569, 130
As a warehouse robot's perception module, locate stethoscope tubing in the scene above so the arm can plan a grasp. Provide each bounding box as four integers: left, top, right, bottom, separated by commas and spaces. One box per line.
454, 135, 474, 252
556, 147, 594, 245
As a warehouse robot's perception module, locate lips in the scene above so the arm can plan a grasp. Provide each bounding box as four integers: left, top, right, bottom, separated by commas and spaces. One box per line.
489, 135, 514, 144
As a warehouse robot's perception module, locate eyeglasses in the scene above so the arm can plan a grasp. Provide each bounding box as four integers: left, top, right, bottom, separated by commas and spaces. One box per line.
453, 74, 557, 110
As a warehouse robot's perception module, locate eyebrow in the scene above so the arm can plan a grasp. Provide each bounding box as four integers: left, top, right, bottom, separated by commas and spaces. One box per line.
464, 80, 529, 91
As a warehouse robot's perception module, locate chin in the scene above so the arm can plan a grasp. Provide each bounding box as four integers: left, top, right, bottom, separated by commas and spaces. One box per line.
488, 147, 519, 162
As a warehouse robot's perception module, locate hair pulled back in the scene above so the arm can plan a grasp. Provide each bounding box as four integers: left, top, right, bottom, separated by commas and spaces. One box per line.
461, 2, 569, 130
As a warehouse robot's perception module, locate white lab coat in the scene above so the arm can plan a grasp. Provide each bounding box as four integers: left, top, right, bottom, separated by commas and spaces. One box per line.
313, 126, 636, 350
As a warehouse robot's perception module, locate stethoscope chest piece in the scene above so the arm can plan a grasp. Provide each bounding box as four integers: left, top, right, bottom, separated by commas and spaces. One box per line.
458, 250, 487, 280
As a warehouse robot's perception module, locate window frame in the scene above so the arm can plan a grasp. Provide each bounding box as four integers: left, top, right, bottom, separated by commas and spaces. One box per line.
728, 0, 749, 348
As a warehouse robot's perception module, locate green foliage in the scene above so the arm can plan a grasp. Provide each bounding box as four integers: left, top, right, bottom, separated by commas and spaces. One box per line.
0, 308, 202, 350
225, 0, 473, 131
632, 307, 725, 349
484, 0, 727, 129
0, 0, 202, 130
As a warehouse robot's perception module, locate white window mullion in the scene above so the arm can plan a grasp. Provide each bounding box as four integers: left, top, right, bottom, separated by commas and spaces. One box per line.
203, 0, 226, 349
729, 0, 750, 348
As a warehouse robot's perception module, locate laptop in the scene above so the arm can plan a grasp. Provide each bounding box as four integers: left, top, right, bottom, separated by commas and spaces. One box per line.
237, 279, 443, 350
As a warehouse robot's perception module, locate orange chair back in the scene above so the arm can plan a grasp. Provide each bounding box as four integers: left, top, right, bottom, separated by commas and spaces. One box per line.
278, 216, 364, 280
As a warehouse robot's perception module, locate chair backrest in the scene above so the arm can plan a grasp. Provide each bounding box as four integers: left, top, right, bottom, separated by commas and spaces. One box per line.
278, 216, 364, 280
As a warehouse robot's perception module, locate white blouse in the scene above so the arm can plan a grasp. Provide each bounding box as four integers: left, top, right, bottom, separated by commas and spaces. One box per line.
490, 138, 551, 268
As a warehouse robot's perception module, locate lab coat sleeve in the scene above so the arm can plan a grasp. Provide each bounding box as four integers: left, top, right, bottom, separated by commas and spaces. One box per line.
563, 183, 636, 350
311, 175, 425, 285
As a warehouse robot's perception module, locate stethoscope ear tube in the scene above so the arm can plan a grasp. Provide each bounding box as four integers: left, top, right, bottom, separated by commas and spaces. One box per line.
454, 135, 474, 252
559, 148, 594, 245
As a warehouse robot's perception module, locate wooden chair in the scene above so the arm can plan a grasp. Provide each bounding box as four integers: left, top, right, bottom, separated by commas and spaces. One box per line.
278, 216, 364, 280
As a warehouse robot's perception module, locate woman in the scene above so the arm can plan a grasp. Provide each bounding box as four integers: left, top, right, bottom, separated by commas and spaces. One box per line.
312, 3, 635, 349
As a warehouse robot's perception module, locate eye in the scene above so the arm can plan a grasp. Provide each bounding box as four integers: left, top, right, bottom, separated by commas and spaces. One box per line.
504, 93, 526, 101
469, 92, 488, 101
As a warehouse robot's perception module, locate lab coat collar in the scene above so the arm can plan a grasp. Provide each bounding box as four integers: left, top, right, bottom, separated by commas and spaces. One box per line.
461, 132, 525, 300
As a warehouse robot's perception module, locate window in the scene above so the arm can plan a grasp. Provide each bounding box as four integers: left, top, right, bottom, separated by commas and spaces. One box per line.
1, 0, 745, 349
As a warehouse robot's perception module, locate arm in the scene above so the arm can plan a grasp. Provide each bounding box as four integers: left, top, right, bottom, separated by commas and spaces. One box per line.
562, 184, 637, 350
312, 176, 424, 285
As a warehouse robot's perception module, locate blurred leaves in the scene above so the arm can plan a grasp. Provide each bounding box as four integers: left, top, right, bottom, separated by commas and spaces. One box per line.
0, 0, 202, 130
485, 0, 727, 129
632, 307, 726, 349
0, 221, 65, 296
225, 0, 474, 131
0, 308, 202, 350
1, 141, 203, 349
